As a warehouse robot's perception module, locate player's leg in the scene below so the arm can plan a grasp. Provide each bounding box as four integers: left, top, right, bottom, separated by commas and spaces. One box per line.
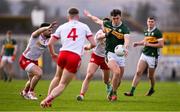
5, 61, 14, 82
48, 65, 63, 95
102, 69, 111, 93
0, 58, 8, 81
27, 65, 42, 100
100, 58, 111, 93
146, 67, 156, 96
20, 74, 32, 99
77, 62, 98, 101
124, 59, 147, 96
107, 60, 121, 101
40, 68, 75, 108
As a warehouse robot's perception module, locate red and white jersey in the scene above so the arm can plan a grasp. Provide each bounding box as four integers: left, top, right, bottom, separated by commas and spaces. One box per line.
93, 29, 106, 57
23, 35, 49, 61
52, 20, 93, 56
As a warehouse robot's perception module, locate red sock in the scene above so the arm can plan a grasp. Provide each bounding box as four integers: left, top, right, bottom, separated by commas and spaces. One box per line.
80, 93, 84, 96
46, 95, 54, 103
29, 88, 34, 92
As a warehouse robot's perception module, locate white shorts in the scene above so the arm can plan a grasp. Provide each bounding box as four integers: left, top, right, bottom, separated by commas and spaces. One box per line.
140, 53, 159, 68
1, 56, 13, 63
107, 52, 125, 67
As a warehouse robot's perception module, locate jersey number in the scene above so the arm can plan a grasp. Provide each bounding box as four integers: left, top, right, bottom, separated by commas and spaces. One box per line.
67, 28, 78, 41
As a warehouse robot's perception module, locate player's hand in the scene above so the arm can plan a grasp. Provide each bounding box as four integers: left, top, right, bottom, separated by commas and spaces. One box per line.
51, 54, 58, 63
83, 10, 91, 17
49, 21, 57, 29
133, 42, 138, 47
84, 44, 91, 51
11, 55, 16, 61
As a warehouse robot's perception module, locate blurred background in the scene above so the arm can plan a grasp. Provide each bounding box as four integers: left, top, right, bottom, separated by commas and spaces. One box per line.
0, 0, 180, 81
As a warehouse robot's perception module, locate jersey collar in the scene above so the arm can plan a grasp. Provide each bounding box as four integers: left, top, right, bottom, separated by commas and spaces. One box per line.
147, 26, 156, 32
112, 21, 122, 28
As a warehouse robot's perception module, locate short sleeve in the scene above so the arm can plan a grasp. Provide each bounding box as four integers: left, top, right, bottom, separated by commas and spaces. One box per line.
85, 25, 93, 39
52, 26, 61, 39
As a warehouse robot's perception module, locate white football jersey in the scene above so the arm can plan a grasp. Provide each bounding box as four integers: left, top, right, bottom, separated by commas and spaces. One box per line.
52, 20, 93, 56
23, 35, 49, 60
93, 29, 106, 57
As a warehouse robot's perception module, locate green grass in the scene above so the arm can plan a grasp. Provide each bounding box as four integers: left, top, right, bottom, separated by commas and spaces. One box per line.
0, 80, 180, 111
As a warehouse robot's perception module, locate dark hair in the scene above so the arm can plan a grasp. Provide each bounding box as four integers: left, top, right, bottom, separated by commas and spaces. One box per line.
110, 9, 121, 17
147, 16, 156, 21
40, 23, 50, 28
68, 7, 79, 16
103, 17, 110, 21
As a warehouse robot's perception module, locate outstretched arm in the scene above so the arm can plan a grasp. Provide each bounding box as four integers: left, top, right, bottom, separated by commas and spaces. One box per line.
133, 39, 145, 47
32, 21, 57, 38
84, 10, 103, 25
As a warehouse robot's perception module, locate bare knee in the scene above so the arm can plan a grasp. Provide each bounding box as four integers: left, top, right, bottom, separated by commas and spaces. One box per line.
34, 69, 43, 78
148, 74, 154, 80
136, 70, 143, 77
85, 72, 93, 81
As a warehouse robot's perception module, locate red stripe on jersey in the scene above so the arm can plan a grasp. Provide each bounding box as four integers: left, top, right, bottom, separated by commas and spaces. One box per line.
86, 34, 93, 39
52, 35, 59, 40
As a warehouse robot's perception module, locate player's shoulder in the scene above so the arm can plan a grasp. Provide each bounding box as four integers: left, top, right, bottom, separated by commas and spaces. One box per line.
76, 21, 90, 28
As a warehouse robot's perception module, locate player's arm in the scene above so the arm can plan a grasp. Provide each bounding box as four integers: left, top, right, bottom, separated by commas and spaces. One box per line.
11, 44, 18, 61
0, 45, 5, 57
84, 36, 96, 51
133, 40, 145, 47
124, 34, 131, 57
32, 21, 57, 38
84, 10, 103, 25
48, 36, 59, 62
144, 38, 164, 48
124, 34, 130, 49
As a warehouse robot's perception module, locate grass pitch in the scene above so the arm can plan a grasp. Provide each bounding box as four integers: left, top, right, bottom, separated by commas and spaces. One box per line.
0, 80, 180, 111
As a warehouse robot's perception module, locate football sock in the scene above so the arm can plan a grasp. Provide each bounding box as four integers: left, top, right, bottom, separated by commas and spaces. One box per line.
112, 91, 117, 95
46, 95, 54, 103
130, 87, 136, 94
29, 88, 34, 92
150, 87, 154, 91
80, 93, 84, 96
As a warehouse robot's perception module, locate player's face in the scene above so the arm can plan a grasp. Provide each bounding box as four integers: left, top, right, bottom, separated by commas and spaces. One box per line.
147, 19, 155, 29
111, 15, 121, 26
43, 29, 52, 38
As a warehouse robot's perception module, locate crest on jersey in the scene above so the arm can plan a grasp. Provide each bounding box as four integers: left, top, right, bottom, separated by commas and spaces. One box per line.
118, 29, 122, 32
151, 32, 154, 36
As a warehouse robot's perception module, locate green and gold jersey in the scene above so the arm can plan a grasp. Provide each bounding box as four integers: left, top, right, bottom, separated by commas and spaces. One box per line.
2, 38, 17, 56
103, 21, 130, 53
142, 27, 162, 57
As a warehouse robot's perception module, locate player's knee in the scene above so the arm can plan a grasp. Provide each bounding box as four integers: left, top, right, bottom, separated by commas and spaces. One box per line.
136, 70, 143, 76
35, 69, 43, 78
85, 73, 93, 80
113, 69, 120, 76
148, 74, 154, 79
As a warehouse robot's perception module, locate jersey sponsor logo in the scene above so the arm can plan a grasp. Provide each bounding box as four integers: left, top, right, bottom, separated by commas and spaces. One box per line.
111, 30, 124, 39
145, 36, 158, 43
4, 43, 15, 49
104, 27, 112, 33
